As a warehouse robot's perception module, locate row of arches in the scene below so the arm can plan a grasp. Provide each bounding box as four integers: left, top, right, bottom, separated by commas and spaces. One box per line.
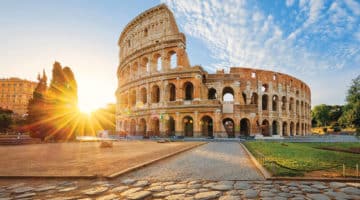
118, 115, 310, 137
119, 50, 179, 82
119, 84, 310, 118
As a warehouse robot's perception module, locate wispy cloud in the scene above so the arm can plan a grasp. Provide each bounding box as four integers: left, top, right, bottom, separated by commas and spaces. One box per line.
163, 0, 360, 77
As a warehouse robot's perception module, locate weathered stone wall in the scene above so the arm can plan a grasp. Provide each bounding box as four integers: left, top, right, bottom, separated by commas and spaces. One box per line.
116, 4, 311, 138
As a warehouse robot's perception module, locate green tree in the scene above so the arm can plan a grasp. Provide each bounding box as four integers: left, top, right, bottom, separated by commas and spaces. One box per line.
312, 104, 331, 126
0, 108, 13, 132
340, 75, 360, 134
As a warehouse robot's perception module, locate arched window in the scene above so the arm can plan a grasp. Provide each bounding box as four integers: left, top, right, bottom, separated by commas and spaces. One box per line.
184, 82, 194, 100
251, 93, 258, 105
168, 83, 176, 101
222, 87, 234, 102
142, 57, 150, 73
261, 84, 269, 92
242, 92, 247, 104
262, 94, 268, 110
208, 88, 217, 100
144, 28, 148, 37
140, 87, 147, 104
281, 96, 286, 111
169, 52, 177, 69
151, 85, 160, 103
157, 57, 162, 71
272, 95, 278, 111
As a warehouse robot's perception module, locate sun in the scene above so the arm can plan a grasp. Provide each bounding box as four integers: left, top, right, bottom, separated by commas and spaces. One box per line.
78, 103, 97, 114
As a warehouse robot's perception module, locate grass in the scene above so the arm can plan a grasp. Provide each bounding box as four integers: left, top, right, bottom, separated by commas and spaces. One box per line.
244, 141, 360, 177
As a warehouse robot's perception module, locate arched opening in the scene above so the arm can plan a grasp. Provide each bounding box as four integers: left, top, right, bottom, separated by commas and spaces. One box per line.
130, 119, 136, 135
140, 87, 147, 104
272, 121, 278, 135
262, 94, 268, 110
183, 116, 193, 137
167, 116, 175, 136
281, 96, 287, 111
130, 90, 136, 107
261, 120, 270, 136
184, 82, 194, 100
242, 92, 247, 104
144, 28, 148, 37
222, 118, 235, 138
296, 122, 300, 135
142, 57, 150, 73
222, 87, 234, 102
208, 88, 217, 100
139, 118, 146, 136
201, 115, 213, 137
156, 55, 162, 72
289, 98, 294, 111
169, 51, 177, 69
151, 85, 160, 103
240, 118, 250, 136
301, 123, 304, 136
261, 84, 269, 92
296, 100, 299, 115
132, 62, 138, 78
251, 93, 258, 106
167, 83, 176, 101
290, 122, 294, 136
272, 95, 278, 111
282, 122, 288, 136
151, 117, 160, 137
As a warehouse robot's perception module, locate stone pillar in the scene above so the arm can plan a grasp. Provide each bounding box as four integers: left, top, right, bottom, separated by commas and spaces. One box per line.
193, 111, 200, 137
175, 112, 182, 136
234, 115, 240, 137
279, 120, 283, 136
214, 110, 221, 137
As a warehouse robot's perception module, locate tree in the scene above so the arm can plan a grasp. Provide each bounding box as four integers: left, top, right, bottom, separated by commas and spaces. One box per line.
26, 62, 79, 141
312, 104, 331, 127
340, 75, 360, 134
0, 108, 13, 132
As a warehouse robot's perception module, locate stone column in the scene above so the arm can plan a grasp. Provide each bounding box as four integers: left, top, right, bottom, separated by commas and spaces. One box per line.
193, 111, 200, 137
175, 112, 182, 136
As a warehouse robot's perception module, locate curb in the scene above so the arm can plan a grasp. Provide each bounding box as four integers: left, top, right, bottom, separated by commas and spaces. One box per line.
239, 143, 271, 179
0, 175, 97, 179
267, 177, 360, 182
106, 142, 207, 179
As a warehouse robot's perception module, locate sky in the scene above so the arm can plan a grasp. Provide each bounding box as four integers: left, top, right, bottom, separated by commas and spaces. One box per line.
1, 0, 359, 112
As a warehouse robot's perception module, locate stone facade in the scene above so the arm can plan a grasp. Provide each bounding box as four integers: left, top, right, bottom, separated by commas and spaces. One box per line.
0, 78, 37, 115
115, 4, 311, 138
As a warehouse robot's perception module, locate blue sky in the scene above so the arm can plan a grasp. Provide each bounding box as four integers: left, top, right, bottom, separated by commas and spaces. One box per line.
1, 0, 359, 111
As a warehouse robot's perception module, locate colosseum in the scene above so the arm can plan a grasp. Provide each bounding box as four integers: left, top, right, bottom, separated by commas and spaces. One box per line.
115, 4, 311, 138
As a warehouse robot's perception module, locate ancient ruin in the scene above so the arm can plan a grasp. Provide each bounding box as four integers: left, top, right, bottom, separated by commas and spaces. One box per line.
115, 4, 311, 138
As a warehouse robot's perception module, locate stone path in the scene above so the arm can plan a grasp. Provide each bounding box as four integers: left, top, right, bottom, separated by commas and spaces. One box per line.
0, 179, 359, 199
120, 142, 264, 181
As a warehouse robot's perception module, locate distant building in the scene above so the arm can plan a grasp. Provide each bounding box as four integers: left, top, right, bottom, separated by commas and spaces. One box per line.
0, 78, 37, 115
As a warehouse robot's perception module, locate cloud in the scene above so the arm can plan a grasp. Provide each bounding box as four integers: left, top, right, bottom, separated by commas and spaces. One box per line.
163, 0, 360, 104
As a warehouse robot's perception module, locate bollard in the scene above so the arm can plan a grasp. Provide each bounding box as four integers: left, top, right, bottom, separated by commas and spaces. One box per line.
343, 164, 345, 177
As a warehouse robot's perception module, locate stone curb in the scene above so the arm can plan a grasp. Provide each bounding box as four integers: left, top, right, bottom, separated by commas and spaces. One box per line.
267, 177, 360, 182
106, 142, 207, 179
239, 143, 271, 179
0, 175, 97, 179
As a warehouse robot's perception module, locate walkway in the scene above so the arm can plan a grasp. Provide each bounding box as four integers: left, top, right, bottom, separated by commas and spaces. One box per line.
120, 142, 264, 181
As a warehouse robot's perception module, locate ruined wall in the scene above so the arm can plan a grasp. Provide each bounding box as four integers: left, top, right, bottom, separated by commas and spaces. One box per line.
116, 4, 312, 138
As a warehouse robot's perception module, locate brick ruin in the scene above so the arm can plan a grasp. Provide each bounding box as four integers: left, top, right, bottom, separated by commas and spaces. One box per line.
115, 4, 311, 138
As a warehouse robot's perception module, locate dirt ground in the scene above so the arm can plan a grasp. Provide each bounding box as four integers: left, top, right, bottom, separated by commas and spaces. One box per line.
0, 141, 203, 177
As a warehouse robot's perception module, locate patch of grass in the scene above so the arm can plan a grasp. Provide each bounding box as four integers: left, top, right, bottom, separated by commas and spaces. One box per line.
244, 141, 360, 177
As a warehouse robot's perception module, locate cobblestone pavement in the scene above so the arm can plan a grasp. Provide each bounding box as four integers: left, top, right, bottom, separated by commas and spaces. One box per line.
0, 178, 359, 200
120, 142, 264, 181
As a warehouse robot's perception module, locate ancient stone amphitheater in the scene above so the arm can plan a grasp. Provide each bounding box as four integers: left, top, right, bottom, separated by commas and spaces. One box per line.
115, 4, 311, 138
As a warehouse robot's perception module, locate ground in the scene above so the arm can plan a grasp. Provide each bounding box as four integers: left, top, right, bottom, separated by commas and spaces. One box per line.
0, 141, 203, 177
244, 141, 360, 177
